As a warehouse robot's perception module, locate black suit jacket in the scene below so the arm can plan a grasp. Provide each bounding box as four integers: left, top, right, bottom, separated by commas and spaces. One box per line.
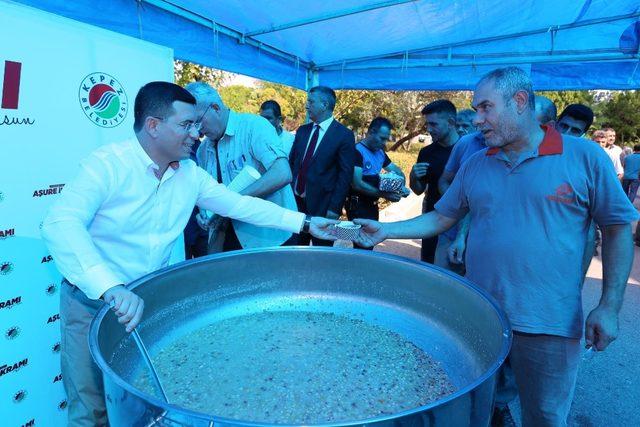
290, 119, 356, 216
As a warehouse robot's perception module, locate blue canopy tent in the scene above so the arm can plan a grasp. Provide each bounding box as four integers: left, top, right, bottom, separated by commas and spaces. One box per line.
8, 0, 640, 90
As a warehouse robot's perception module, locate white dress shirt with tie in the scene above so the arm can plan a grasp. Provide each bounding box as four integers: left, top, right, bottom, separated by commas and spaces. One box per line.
41, 138, 304, 300
294, 116, 334, 197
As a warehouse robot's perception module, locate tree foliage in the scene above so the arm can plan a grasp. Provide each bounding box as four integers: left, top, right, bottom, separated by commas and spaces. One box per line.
173, 61, 639, 147
334, 90, 472, 150
174, 60, 228, 87
538, 91, 594, 114
597, 91, 640, 145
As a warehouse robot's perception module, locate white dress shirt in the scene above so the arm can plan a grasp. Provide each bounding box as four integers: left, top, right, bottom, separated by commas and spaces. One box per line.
303, 116, 334, 158
41, 138, 304, 300
605, 146, 624, 175
279, 129, 295, 157
196, 111, 298, 248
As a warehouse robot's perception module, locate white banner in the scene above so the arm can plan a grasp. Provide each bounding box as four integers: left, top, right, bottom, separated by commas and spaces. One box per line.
0, 2, 174, 425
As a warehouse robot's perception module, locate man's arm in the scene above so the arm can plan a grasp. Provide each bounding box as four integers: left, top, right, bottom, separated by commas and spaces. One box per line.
352, 167, 384, 198
585, 223, 634, 350
353, 210, 458, 247
448, 213, 471, 264
41, 158, 121, 300
384, 162, 406, 181
352, 167, 401, 202
240, 157, 292, 198
327, 130, 356, 218
41, 155, 143, 331
613, 156, 624, 180
438, 169, 456, 195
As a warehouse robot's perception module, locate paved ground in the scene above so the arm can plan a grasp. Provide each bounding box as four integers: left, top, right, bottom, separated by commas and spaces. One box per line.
369, 193, 640, 427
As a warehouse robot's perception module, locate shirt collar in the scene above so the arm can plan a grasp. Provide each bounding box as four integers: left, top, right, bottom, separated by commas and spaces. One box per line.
131, 139, 180, 174
485, 124, 563, 156
224, 110, 239, 137
314, 116, 334, 131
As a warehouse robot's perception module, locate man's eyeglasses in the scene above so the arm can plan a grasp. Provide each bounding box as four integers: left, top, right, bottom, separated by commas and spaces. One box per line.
195, 103, 212, 126
152, 116, 202, 133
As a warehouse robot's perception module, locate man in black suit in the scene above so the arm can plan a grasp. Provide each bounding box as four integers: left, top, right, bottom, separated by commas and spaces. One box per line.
290, 86, 356, 246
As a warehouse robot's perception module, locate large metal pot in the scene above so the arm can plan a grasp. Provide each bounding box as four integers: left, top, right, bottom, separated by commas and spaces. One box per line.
90, 247, 511, 427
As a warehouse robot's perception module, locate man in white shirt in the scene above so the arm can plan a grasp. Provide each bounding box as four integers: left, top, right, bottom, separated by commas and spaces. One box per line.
260, 99, 295, 157
594, 129, 624, 179
41, 82, 336, 426
186, 82, 298, 251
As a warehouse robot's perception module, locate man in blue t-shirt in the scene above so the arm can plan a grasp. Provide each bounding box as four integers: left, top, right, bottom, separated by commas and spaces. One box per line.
622, 145, 640, 202
348, 117, 406, 250
354, 67, 637, 427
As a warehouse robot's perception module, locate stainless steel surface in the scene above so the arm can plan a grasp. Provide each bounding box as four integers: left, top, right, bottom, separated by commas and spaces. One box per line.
132, 328, 170, 403
90, 247, 511, 427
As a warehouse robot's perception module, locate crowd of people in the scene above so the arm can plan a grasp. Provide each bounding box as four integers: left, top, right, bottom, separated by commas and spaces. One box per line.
40, 66, 638, 427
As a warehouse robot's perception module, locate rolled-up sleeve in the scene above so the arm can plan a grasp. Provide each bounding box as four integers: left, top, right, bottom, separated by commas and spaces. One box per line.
195, 167, 304, 233
589, 149, 639, 226
434, 161, 470, 220
41, 155, 121, 300
250, 118, 287, 170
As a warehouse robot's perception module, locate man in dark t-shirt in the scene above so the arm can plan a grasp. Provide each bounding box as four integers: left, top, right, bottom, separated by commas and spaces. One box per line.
409, 100, 459, 263
348, 117, 406, 249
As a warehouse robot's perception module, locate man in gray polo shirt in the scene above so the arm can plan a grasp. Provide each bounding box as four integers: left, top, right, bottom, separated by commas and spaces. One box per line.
354, 67, 637, 427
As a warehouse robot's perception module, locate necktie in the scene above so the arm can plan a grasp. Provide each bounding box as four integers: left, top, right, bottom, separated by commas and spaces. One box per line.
295, 124, 320, 195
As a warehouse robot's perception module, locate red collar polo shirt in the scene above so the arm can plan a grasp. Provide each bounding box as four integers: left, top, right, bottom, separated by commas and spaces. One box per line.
435, 125, 638, 338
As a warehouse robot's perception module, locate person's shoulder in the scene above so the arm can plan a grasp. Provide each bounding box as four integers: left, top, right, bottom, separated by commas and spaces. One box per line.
331, 119, 355, 135
89, 139, 135, 162
281, 130, 295, 142
237, 111, 273, 130
561, 135, 613, 165
178, 157, 198, 171
420, 142, 440, 154
464, 146, 490, 163
457, 131, 480, 145
562, 135, 603, 156
294, 122, 313, 136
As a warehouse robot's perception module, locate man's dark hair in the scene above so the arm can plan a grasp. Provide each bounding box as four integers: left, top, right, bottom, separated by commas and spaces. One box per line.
260, 100, 282, 118
634, 144, 640, 152
368, 116, 393, 134
134, 81, 196, 132
558, 104, 594, 130
421, 99, 457, 119
309, 86, 337, 111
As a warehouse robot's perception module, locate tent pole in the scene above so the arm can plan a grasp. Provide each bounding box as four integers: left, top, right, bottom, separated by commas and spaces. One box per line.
245, 0, 415, 37
142, 0, 311, 68
317, 10, 640, 69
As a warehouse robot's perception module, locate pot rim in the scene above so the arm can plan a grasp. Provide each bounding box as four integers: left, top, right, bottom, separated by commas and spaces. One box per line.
89, 246, 512, 426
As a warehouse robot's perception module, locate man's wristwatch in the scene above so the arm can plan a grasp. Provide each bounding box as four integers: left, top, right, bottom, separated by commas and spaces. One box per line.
301, 215, 312, 234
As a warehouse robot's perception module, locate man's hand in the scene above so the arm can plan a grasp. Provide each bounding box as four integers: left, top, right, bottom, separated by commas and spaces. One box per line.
102, 285, 144, 333
196, 212, 210, 230
326, 210, 341, 220
309, 217, 340, 240
448, 236, 466, 264
585, 305, 619, 351
352, 218, 387, 247
210, 215, 230, 232
382, 192, 402, 203
411, 162, 429, 179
